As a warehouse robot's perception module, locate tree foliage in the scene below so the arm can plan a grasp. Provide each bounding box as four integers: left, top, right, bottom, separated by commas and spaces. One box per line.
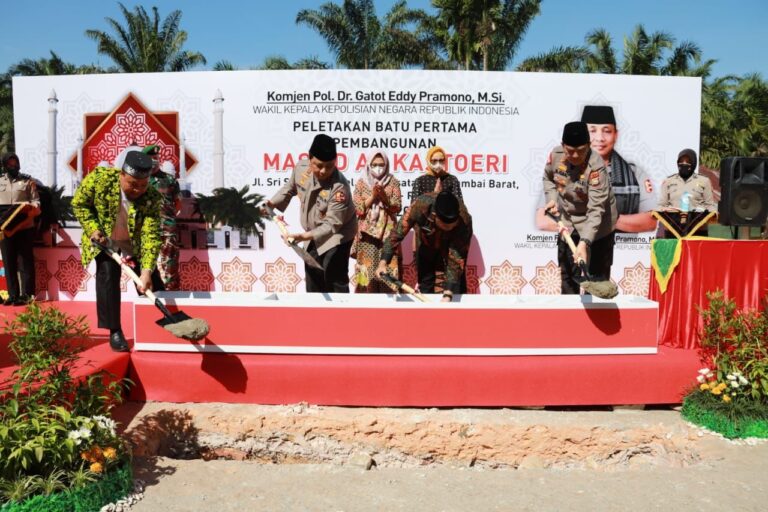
85, 2, 206, 72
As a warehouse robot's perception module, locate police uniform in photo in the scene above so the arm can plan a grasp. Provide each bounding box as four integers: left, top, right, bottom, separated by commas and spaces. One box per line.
269, 134, 357, 293
382, 191, 472, 295
581, 106, 657, 219
0, 153, 40, 305
657, 148, 716, 238
543, 123, 618, 294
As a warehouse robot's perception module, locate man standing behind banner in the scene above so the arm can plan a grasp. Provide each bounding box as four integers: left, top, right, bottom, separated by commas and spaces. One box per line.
72, 151, 162, 351
543, 122, 618, 294
376, 191, 472, 303
536, 105, 656, 233
145, 145, 181, 291
265, 134, 357, 293
0, 153, 40, 305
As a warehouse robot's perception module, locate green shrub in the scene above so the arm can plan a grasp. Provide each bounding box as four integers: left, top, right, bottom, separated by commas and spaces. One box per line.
0, 304, 131, 505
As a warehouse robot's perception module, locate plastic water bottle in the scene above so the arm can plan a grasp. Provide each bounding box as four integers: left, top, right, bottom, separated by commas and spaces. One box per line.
680, 191, 690, 213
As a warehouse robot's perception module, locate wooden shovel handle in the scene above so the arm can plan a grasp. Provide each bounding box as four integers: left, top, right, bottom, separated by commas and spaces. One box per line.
95, 241, 159, 302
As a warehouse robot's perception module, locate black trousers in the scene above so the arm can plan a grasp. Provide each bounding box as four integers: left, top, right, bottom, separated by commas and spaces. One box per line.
0, 228, 35, 299
416, 247, 466, 294
558, 231, 615, 295
95, 252, 122, 330
305, 240, 352, 293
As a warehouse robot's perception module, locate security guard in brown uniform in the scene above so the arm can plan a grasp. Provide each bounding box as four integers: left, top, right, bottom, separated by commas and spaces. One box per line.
266, 134, 358, 293
543, 122, 618, 294
658, 148, 716, 212
0, 153, 41, 305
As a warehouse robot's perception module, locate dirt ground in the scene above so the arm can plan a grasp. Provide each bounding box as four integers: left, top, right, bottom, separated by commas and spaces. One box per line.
113, 402, 768, 512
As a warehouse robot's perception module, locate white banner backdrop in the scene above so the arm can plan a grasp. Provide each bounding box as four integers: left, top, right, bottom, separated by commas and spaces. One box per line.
13, 70, 701, 296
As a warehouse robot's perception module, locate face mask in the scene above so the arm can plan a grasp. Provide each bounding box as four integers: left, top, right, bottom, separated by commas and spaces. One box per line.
678, 163, 693, 179
369, 164, 386, 179
429, 162, 445, 174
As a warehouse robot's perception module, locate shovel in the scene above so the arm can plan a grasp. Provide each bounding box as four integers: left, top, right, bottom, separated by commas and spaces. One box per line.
263, 205, 323, 270
92, 240, 210, 341
377, 272, 430, 303
544, 210, 618, 299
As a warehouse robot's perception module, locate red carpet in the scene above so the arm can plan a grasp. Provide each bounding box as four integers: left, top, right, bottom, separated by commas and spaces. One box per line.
1, 300, 701, 406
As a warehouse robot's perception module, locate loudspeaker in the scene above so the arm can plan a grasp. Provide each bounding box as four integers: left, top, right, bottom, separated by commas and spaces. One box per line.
718, 157, 768, 226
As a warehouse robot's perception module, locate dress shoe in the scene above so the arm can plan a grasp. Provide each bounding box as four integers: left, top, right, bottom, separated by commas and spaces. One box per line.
12, 295, 34, 306
109, 330, 129, 352
2, 296, 19, 306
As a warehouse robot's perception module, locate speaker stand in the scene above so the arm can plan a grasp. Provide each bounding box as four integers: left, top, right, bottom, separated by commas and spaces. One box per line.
736, 226, 751, 240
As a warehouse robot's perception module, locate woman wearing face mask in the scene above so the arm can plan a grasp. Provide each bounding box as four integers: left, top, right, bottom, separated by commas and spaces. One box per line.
411, 146, 463, 203
657, 148, 716, 237
352, 151, 403, 293
0, 153, 41, 306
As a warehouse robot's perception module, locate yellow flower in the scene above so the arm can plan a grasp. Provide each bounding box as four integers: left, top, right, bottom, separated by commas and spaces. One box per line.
711, 387, 722, 395
700, 383, 710, 391
103, 447, 118, 461
90, 462, 104, 474
723, 395, 732, 403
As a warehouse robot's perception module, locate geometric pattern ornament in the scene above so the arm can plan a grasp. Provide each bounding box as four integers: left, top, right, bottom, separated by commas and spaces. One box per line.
401, 262, 418, 289
465, 264, 480, 294
34, 259, 53, 297
68, 93, 198, 178
54, 255, 91, 297
484, 260, 528, 295
530, 260, 561, 295
179, 256, 215, 291
260, 257, 302, 293
619, 262, 651, 297
216, 257, 258, 292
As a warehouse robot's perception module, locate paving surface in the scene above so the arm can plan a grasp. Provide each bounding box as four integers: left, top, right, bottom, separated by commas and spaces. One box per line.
112, 402, 768, 512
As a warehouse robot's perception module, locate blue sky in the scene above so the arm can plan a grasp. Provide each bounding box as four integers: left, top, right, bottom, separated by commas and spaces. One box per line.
2, 0, 765, 78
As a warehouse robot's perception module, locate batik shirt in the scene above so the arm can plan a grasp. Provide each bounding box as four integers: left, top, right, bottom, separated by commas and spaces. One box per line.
382, 192, 472, 293
72, 167, 163, 271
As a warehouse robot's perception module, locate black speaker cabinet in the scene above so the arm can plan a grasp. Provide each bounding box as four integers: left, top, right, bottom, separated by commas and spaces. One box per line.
718, 157, 768, 226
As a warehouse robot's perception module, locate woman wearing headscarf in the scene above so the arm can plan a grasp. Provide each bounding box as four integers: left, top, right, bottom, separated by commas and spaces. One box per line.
411, 146, 463, 202
409, 146, 467, 293
352, 151, 402, 293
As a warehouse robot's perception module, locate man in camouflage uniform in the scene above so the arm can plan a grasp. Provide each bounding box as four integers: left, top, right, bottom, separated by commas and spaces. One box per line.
266, 134, 357, 293
72, 151, 162, 351
376, 191, 473, 303
543, 122, 618, 294
144, 146, 181, 291
0, 153, 41, 305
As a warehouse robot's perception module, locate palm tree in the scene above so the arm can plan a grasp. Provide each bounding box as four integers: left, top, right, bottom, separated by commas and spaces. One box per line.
517, 24, 714, 77
0, 52, 108, 153
431, 0, 541, 71
195, 186, 265, 236
700, 74, 768, 168
85, 3, 206, 72
296, 0, 433, 69
0, 72, 12, 153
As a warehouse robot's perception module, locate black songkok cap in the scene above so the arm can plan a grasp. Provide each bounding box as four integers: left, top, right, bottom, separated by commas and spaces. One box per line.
581, 105, 616, 126
309, 134, 337, 162
561, 122, 590, 147
434, 191, 460, 223
122, 151, 153, 179
1, 152, 19, 167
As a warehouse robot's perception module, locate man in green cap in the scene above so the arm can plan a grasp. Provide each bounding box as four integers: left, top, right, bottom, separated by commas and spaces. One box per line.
143, 145, 181, 291
543, 122, 618, 294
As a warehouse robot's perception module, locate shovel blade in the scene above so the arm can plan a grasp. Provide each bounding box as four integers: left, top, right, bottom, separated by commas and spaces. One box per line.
156, 311, 194, 327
